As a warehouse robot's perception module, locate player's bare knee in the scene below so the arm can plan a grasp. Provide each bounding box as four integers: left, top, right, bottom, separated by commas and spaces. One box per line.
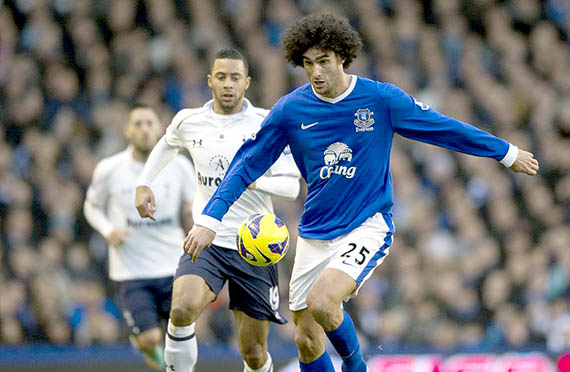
169, 303, 193, 326
306, 293, 335, 323
171, 293, 204, 325
241, 343, 266, 369
295, 330, 322, 360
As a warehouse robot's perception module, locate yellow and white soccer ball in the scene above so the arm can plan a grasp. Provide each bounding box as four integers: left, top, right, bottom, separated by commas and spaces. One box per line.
237, 213, 290, 267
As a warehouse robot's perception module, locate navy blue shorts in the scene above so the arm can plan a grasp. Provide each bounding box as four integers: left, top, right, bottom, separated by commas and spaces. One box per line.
117, 276, 173, 335
175, 244, 286, 324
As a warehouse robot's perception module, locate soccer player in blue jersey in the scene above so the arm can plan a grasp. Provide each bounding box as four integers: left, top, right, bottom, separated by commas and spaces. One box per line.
184, 14, 540, 372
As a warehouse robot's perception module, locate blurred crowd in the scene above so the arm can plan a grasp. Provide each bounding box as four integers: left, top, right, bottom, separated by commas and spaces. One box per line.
0, 0, 569, 356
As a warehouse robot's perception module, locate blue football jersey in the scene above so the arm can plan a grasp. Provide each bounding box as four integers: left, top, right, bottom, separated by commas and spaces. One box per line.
203, 76, 510, 240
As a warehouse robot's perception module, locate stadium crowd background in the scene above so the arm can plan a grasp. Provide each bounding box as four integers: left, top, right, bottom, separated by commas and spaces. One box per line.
0, 0, 569, 357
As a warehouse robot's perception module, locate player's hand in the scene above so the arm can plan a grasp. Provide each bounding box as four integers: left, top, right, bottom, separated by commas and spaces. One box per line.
107, 229, 128, 246
247, 181, 256, 190
184, 225, 216, 262
135, 185, 156, 221
510, 150, 539, 176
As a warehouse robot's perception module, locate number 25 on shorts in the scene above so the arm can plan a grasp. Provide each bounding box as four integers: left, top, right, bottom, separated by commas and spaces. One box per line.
341, 243, 370, 265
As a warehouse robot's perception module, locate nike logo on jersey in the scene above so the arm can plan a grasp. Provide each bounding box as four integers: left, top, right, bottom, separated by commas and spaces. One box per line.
301, 121, 319, 130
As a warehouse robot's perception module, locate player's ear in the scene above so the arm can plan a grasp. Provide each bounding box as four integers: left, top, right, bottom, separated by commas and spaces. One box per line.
245, 76, 251, 90
123, 121, 131, 139
336, 54, 345, 69
207, 74, 212, 88
124, 111, 133, 138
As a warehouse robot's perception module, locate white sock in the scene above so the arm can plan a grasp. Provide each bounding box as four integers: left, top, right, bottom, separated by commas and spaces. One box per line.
243, 352, 273, 372
164, 319, 198, 372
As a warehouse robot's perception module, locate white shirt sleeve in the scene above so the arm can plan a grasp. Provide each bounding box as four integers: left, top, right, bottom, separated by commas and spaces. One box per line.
254, 175, 300, 200
499, 143, 519, 168
269, 147, 301, 176
136, 136, 179, 187
254, 146, 300, 199
195, 214, 223, 232
84, 162, 114, 239
175, 155, 197, 202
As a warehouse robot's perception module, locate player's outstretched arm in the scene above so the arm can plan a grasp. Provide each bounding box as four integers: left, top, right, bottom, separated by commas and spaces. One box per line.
184, 225, 216, 262
135, 185, 157, 220
509, 149, 539, 176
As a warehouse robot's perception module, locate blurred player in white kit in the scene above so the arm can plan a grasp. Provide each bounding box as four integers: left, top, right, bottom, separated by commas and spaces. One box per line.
84, 106, 195, 370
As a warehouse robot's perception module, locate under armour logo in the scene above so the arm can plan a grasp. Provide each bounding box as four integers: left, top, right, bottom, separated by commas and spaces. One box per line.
192, 139, 203, 147
167, 364, 175, 371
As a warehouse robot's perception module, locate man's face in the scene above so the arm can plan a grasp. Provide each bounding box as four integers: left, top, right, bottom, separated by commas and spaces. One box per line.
302, 48, 345, 98
208, 58, 250, 114
125, 108, 162, 154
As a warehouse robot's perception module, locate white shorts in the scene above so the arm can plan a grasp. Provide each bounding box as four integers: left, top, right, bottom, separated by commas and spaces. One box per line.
289, 212, 394, 311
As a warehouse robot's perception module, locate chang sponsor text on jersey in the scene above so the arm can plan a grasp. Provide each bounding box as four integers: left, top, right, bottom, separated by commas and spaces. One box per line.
319, 142, 356, 179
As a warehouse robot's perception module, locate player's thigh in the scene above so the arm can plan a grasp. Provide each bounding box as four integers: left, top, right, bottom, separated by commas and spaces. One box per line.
289, 237, 339, 312
290, 213, 393, 312
171, 248, 227, 320
292, 309, 326, 362
307, 268, 357, 309
171, 274, 215, 317
326, 212, 393, 299
233, 309, 270, 348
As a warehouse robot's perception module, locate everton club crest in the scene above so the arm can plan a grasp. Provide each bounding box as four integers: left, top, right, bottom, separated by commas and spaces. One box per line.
353, 108, 375, 132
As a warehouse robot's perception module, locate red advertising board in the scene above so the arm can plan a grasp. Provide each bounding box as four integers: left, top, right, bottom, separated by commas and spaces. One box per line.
368, 354, 442, 372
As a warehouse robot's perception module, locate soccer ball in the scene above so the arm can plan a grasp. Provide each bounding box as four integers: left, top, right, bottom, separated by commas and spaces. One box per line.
237, 213, 290, 267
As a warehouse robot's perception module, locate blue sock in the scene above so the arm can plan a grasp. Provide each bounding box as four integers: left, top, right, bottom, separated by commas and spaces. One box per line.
325, 310, 366, 372
299, 350, 335, 372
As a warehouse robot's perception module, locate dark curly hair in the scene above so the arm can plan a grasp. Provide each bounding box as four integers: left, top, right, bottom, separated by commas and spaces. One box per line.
282, 14, 363, 69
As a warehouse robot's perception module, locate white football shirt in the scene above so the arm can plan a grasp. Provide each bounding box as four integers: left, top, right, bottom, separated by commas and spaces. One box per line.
164, 99, 299, 249
84, 146, 196, 281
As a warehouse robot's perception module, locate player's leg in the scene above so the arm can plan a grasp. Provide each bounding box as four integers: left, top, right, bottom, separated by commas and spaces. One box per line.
164, 274, 213, 372
288, 237, 338, 372
169, 274, 215, 326
233, 310, 273, 372
289, 213, 394, 372
307, 269, 366, 372
312, 212, 394, 372
222, 247, 285, 372
118, 278, 170, 371
292, 309, 335, 372
165, 250, 224, 372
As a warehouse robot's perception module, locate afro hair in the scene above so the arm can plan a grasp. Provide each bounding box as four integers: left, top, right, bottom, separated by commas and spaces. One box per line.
282, 14, 363, 69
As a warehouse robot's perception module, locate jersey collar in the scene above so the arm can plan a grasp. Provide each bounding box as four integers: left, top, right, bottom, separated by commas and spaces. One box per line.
204, 98, 252, 119
311, 75, 357, 104
127, 145, 145, 165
